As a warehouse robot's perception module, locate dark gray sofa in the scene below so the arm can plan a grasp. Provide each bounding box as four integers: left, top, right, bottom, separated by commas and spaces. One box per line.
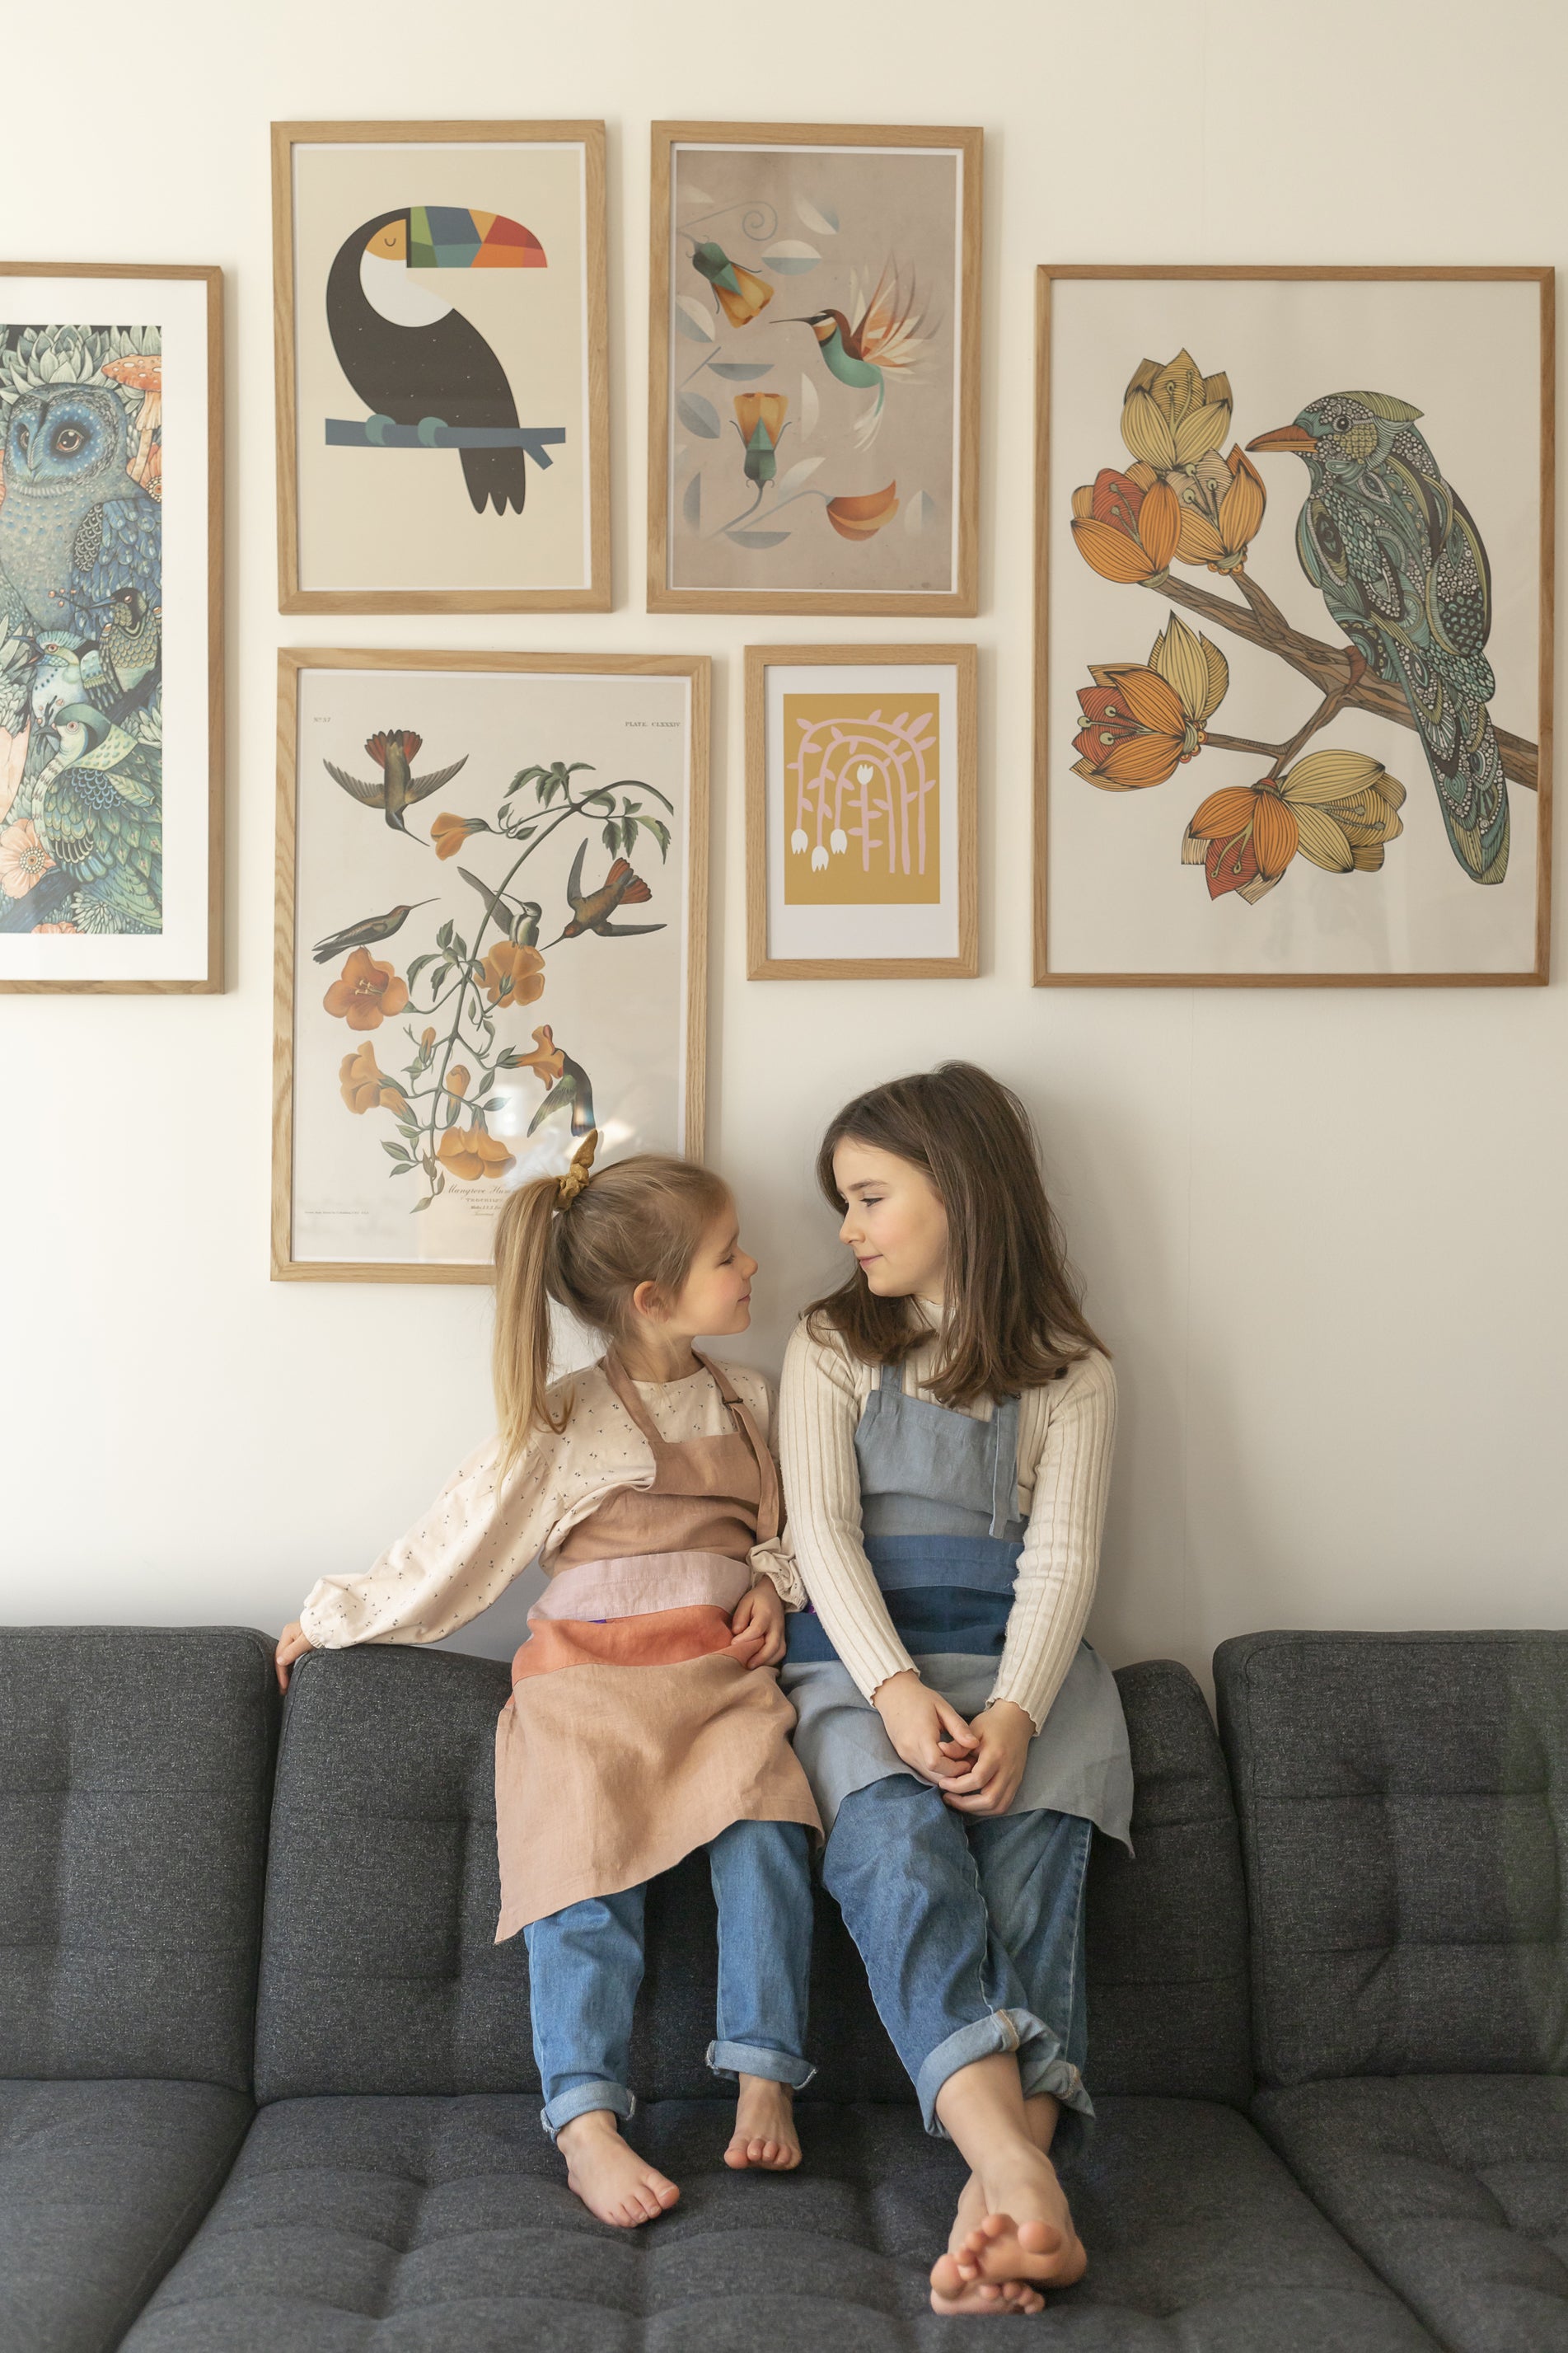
114, 1646, 1430, 2351
0, 1629, 278, 2353
1219, 1630, 1568, 2353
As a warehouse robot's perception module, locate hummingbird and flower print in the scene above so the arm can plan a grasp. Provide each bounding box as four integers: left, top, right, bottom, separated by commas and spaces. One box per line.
288, 663, 695, 1271
662, 137, 972, 599
1049, 276, 1547, 980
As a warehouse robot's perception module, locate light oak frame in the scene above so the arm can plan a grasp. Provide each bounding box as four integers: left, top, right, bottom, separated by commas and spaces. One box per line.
271, 120, 611, 615
1033, 263, 1556, 987
0, 262, 224, 996
648, 121, 981, 617
745, 641, 977, 979
273, 648, 711, 1282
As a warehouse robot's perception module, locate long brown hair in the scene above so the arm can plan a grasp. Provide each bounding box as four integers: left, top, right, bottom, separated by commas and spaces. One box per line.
491, 1148, 730, 1468
806, 1062, 1104, 1405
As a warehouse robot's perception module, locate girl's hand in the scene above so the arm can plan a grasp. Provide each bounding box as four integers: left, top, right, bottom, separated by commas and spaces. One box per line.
275, 1621, 314, 1693
939, 1699, 1036, 1816
729, 1578, 786, 1670
872, 1669, 981, 1786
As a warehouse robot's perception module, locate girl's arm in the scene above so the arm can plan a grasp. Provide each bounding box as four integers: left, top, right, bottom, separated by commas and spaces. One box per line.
989, 1350, 1119, 1733
780, 1323, 977, 1780
293, 1419, 572, 1656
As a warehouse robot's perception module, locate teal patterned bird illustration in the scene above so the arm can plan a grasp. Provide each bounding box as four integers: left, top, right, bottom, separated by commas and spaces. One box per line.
528, 1040, 596, 1138
311, 898, 436, 963
787, 262, 931, 449
21, 701, 161, 932
324, 729, 469, 836
1248, 391, 1509, 884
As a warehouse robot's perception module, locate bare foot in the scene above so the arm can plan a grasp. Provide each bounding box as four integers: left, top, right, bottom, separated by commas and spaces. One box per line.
928, 2170, 1048, 2314
556, 2111, 681, 2227
929, 2152, 1086, 2309
724, 2074, 802, 2171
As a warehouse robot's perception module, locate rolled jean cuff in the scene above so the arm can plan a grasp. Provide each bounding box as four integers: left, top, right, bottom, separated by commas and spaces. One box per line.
540, 2079, 635, 2141
707, 2038, 817, 2090
915, 2006, 1060, 2139
1020, 2047, 1095, 2163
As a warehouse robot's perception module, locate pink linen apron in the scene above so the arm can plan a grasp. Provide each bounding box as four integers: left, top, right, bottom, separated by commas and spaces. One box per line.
494, 1353, 821, 1938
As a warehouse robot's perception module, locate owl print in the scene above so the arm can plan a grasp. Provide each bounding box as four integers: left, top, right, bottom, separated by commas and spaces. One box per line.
0, 323, 163, 937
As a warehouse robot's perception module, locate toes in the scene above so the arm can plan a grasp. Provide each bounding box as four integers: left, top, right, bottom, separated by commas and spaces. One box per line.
929, 2254, 964, 2298
1017, 2218, 1060, 2254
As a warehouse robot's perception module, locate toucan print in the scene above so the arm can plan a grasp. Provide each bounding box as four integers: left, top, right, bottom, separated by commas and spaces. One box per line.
325, 205, 546, 515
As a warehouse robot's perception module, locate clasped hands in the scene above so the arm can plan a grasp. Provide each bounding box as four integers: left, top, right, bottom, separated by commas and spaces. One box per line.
728, 1576, 786, 1670
872, 1668, 1034, 1816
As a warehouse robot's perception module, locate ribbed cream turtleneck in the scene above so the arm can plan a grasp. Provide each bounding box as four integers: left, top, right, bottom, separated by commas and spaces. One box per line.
779, 1305, 1117, 1732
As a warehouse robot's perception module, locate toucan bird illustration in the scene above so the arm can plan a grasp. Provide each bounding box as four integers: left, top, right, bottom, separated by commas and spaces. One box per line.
323, 729, 468, 834
545, 838, 665, 946
311, 898, 437, 963
325, 205, 546, 515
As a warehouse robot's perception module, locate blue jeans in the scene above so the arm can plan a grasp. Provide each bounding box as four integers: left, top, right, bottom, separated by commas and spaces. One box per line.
825, 1774, 1094, 2147
523, 1819, 815, 2138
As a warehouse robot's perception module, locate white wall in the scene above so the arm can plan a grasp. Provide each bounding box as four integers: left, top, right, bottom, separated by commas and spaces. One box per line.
4, 0, 1566, 1688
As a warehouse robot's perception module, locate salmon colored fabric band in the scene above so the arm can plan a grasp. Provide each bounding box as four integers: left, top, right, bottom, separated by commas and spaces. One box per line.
512, 1604, 736, 1681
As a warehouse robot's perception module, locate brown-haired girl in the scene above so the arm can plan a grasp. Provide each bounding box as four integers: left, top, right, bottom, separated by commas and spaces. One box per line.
277, 1133, 820, 2229
779, 1063, 1132, 2317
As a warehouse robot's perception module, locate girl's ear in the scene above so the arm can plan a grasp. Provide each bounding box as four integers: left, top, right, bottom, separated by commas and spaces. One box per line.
630, 1278, 667, 1323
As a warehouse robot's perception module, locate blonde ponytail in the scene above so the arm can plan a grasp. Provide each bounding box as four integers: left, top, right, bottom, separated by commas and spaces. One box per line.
491, 1141, 731, 1471
491, 1175, 564, 1468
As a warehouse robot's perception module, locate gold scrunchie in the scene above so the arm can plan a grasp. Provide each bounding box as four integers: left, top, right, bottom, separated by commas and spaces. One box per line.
556, 1127, 599, 1208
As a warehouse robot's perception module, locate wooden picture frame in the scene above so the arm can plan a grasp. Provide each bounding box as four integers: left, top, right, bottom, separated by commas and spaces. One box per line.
649, 122, 981, 616
272, 120, 610, 614
274, 648, 709, 1282
1034, 265, 1554, 986
0, 261, 223, 992
745, 641, 977, 978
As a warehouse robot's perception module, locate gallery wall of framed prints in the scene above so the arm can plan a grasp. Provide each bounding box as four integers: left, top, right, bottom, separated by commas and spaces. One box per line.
0, 262, 222, 993
648, 121, 982, 617
1033, 264, 1555, 987
272, 120, 611, 614
273, 649, 709, 1282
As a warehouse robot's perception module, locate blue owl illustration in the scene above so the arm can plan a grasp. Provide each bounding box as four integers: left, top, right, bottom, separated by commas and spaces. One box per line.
0, 387, 160, 635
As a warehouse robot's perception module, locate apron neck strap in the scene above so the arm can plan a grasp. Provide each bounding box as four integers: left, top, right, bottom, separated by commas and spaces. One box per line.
602, 1350, 669, 1453
989, 1393, 1021, 1537
601, 1351, 779, 1545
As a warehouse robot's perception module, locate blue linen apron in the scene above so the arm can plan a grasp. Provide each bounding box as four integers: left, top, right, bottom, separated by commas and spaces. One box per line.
782, 1362, 1134, 1842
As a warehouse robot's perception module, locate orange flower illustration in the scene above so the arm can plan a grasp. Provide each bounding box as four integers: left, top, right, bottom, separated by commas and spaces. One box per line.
436, 1123, 517, 1183
446, 1065, 470, 1099
826, 482, 900, 541
430, 813, 489, 860
480, 938, 545, 1009
323, 945, 410, 1032
515, 1024, 565, 1081
1072, 612, 1229, 790
339, 1043, 408, 1114
1070, 465, 1182, 583
735, 391, 789, 485
1121, 349, 1233, 472
1183, 750, 1407, 903
1171, 446, 1267, 572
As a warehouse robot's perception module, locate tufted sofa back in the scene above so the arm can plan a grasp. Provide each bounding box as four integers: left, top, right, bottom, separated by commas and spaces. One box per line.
0, 1628, 279, 2091
1217, 1630, 1568, 2087
255, 1645, 1253, 2105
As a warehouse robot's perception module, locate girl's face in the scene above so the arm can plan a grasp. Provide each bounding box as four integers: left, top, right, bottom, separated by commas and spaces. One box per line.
667, 1201, 757, 1338
833, 1139, 949, 1303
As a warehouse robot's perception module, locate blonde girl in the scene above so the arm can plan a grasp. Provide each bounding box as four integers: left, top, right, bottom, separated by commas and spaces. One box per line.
278, 1135, 820, 2229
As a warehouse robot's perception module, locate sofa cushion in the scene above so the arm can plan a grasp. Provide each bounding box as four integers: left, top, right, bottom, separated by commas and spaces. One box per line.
1085, 1662, 1252, 2107
0, 1628, 279, 2091
1256, 2076, 1568, 2353
1215, 1630, 1568, 2086
256, 1650, 1250, 2108
121, 2091, 1434, 2351
0, 2077, 250, 2353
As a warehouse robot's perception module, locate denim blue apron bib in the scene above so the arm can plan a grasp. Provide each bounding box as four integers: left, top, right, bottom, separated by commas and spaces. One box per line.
782, 1362, 1133, 1841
